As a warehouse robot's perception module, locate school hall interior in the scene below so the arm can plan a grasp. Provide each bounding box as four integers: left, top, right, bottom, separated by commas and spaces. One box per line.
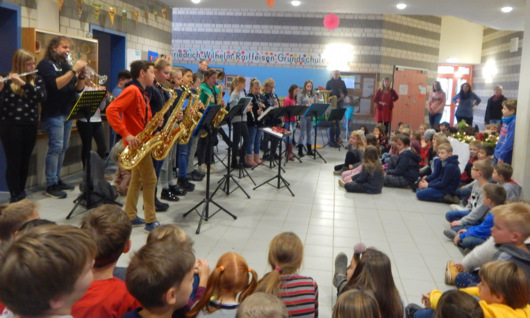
1, 0, 530, 317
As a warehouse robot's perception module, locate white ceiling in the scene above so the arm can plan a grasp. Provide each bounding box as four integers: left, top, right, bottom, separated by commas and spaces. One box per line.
163, 0, 527, 31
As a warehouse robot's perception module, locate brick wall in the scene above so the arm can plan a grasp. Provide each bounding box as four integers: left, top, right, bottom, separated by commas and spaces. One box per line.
172, 9, 441, 128
472, 28, 523, 127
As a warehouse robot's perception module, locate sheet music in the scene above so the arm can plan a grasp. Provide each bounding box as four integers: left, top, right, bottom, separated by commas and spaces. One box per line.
257, 106, 278, 122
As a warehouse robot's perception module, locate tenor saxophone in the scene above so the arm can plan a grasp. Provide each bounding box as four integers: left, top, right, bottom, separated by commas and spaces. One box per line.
118, 86, 177, 169
177, 88, 203, 144
200, 87, 227, 137
151, 87, 190, 160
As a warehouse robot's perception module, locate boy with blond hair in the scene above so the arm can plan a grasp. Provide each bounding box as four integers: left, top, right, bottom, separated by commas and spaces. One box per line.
0, 225, 96, 317
0, 199, 39, 242
123, 239, 195, 318
72, 204, 140, 318
444, 159, 493, 232
492, 162, 521, 200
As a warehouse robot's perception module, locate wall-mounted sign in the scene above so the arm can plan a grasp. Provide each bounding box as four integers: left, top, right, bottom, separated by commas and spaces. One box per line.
172, 48, 328, 66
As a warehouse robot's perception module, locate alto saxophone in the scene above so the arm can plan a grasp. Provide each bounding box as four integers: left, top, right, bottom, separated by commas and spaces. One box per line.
201, 87, 227, 137
151, 87, 190, 160
118, 86, 177, 169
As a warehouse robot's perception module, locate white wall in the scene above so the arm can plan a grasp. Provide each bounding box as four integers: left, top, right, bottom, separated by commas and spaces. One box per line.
438, 16, 483, 64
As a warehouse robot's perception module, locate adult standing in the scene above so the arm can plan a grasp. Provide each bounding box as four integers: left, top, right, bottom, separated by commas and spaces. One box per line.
484, 85, 507, 125
0, 49, 47, 203
373, 77, 398, 135
427, 81, 446, 127
37, 36, 86, 199
194, 59, 208, 81
451, 82, 481, 126
326, 70, 348, 147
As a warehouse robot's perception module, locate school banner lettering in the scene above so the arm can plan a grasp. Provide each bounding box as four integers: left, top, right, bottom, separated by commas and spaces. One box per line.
172, 48, 328, 66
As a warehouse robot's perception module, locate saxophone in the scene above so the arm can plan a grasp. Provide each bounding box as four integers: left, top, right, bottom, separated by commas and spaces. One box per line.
177, 88, 203, 144
200, 87, 228, 137
151, 87, 190, 160
118, 86, 177, 169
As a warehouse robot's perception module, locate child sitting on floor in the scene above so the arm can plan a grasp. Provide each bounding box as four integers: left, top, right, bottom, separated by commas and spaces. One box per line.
445, 159, 494, 231
334, 130, 364, 175
445, 184, 506, 250
236, 292, 288, 318
0, 225, 97, 318
187, 252, 257, 318
339, 146, 384, 194
416, 143, 460, 203
460, 140, 481, 185
123, 240, 195, 318
255, 232, 318, 317
333, 290, 381, 318
0, 199, 39, 243
492, 162, 521, 200
384, 134, 422, 188
72, 204, 140, 318
415, 261, 530, 318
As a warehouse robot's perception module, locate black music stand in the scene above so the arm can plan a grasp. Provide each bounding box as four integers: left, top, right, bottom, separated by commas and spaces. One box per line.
183, 105, 237, 234
253, 128, 294, 196
282, 105, 308, 164
304, 103, 330, 163
212, 99, 251, 198
326, 108, 347, 150
66, 90, 118, 219
263, 107, 291, 171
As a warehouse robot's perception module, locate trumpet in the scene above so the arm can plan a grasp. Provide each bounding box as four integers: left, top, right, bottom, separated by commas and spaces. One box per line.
0, 70, 39, 83
66, 53, 108, 85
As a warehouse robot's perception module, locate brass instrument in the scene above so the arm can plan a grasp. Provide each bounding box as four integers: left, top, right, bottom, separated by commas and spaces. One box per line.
319, 89, 332, 106
66, 53, 108, 85
118, 86, 177, 169
151, 87, 190, 160
200, 87, 227, 137
278, 97, 286, 107
177, 88, 203, 144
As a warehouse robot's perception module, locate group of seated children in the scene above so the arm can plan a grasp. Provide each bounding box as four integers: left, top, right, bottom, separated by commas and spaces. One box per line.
335, 98, 518, 203
0, 202, 318, 318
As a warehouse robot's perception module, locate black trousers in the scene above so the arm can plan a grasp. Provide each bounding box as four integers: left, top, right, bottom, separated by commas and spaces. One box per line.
232, 122, 249, 164
76, 121, 107, 168
262, 130, 280, 154
0, 123, 37, 201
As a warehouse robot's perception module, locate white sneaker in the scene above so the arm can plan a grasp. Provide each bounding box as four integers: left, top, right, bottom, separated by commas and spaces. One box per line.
450, 204, 466, 211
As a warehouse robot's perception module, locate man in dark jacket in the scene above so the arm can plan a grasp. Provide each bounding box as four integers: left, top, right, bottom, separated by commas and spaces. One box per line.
326, 70, 348, 147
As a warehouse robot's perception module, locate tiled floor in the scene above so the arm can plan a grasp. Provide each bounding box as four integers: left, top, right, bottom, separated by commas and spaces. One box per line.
2, 143, 460, 317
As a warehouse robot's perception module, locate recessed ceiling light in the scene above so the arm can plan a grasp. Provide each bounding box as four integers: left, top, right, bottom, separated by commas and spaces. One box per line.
501, 6, 513, 13
291, 0, 301, 6
191, 0, 200, 4
396, 3, 407, 10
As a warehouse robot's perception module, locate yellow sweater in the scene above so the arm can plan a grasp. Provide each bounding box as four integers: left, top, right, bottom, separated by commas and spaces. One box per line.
430, 288, 530, 318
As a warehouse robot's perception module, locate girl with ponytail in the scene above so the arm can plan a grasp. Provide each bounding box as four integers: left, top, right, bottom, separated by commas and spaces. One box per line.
256, 232, 318, 318
188, 252, 257, 318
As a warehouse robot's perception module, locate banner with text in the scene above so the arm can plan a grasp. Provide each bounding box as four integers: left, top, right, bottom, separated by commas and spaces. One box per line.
172, 48, 328, 66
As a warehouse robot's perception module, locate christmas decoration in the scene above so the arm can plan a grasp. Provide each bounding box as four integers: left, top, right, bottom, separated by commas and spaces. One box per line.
161, 8, 167, 20
76, 0, 84, 18
58, 0, 64, 11
133, 10, 139, 23
153, 9, 158, 21
108, 6, 115, 24
93, 3, 102, 20
122, 9, 127, 23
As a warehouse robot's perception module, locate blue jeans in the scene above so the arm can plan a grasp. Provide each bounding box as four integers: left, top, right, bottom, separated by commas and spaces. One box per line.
416, 187, 445, 202
41, 116, 74, 186
247, 126, 262, 155
455, 186, 472, 203
414, 309, 434, 318
152, 158, 164, 178
445, 210, 470, 222
429, 113, 442, 127
458, 235, 486, 249
178, 142, 190, 178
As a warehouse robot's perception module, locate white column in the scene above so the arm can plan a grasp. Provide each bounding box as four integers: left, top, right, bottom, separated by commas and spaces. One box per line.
513, 4, 530, 199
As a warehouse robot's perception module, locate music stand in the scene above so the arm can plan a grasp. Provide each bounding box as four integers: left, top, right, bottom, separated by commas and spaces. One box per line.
212, 99, 251, 198
304, 103, 330, 163
263, 107, 291, 171
281, 105, 308, 164
66, 90, 114, 219
183, 105, 237, 234
326, 108, 347, 150
253, 127, 294, 196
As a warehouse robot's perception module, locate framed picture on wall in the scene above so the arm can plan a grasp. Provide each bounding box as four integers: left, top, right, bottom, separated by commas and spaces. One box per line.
225, 75, 236, 88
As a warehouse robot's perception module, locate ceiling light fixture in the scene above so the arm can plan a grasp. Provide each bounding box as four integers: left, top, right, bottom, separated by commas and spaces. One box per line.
396, 3, 407, 10
191, 0, 201, 4
291, 1, 301, 6
501, 6, 513, 13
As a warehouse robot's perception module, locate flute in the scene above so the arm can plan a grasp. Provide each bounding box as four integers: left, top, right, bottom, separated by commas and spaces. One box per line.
0, 70, 39, 83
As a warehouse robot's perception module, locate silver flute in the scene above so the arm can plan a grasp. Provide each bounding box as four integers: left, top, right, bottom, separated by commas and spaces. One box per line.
0, 70, 39, 83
